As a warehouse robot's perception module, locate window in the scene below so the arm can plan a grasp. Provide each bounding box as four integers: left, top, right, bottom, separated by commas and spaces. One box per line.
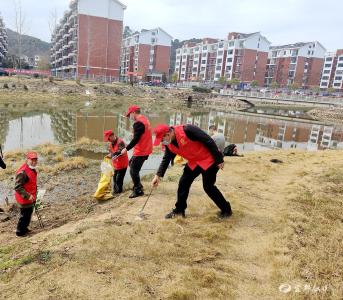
218, 50, 223, 56
338, 63, 343, 68
226, 66, 232, 71
326, 57, 333, 61
215, 74, 221, 78
290, 57, 297, 64
202, 60, 206, 64
321, 82, 328, 86
192, 67, 198, 72
323, 70, 330, 74
229, 41, 234, 47
218, 43, 224, 48
284, 51, 287, 55
216, 66, 222, 71
227, 58, 233, 62
217, 59, 222, 64
339, 57, 343, 61
181, 68, 185, 72
203, 46, 207, 51
334, 83, 341, 87
151, 38, 156, 43
194, 54, 199, 58
335, 76, 342, 81
152, 32, 156, 36
201, 67, 206, 71
321, 76, 329, 80
325, 64, 332, 68
308, 50, 311, 55
195, 47, 199, 52
227, 50, 233, 55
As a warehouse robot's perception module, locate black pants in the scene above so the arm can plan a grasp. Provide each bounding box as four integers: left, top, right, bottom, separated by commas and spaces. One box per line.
129, 156, 149, 193
176, 164, 232, 213
16, 206, 34, 235
113, 168, 127, 193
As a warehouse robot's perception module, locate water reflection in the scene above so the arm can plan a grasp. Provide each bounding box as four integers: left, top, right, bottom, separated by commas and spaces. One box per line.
1, 109, 343, 152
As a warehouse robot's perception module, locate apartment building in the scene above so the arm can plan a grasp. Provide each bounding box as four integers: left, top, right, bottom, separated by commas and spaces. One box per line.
50, 0, 126, 81
120, 28, 172, 82
174, 32, 271, 86
320, 49, 343, 91
0, 15, 8, 66
265, 42, 326, 88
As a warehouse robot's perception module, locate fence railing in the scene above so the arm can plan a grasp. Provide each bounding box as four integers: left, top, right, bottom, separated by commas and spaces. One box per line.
220, 89, 343, 106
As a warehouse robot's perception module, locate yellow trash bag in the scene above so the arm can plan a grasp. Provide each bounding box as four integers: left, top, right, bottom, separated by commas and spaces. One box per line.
174, 155, 187, 165
93, 157, 115, 201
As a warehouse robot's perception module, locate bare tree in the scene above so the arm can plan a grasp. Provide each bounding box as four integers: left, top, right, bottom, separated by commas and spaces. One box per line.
13, 0, 27, 76
48, 8, 58, 37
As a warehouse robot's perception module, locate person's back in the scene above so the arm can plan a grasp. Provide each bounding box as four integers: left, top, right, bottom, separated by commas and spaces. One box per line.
212, 132, 225, 153
209, 125, 225, 153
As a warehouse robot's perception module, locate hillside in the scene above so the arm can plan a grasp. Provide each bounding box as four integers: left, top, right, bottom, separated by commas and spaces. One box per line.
6, 28, 50, 58
0, 148, 342, 299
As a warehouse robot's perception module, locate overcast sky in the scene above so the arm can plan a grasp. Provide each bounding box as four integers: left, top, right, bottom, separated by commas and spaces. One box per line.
0, 0, 342, 51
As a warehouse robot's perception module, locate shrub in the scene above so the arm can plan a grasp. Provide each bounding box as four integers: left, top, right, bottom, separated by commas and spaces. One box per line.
192, 86, 211, 93
3, 83, 9, 89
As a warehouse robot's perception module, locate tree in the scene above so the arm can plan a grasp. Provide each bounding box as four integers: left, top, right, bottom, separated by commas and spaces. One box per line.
228, 78, 240, 87
13, 0, 28, 72
327, 87, 336, 94
288, 83, 299, 91
218, 76, 228, 86
311, 86, 321, 94
36, 56, 50, 71
250, 80, 258, 89
271, 81, 279, 90
171, 72, 178, 83
123, 26, 134, 38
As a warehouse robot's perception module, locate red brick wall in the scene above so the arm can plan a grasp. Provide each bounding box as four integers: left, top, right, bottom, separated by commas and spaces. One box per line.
77, 14, 123, 78
240, 49, 257, 82
255, 51, 268, 86
307, 57, 324, 87
154, 45, 171, 74
137, 44, 151, 76
275, 57, 291, 87
294, 57, 306, 86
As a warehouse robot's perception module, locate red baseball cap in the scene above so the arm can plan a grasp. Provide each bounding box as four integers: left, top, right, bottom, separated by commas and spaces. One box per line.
126, 105, 140, 117
153, 124, 170, 146
103, 130, 114, 142
26, 151, 38, 160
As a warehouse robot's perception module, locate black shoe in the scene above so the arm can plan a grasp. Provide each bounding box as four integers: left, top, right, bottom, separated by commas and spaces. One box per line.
129, 191, 144, 198
217, 210, 232, 219
165, 209, 185, 219
16, 231, 28, 237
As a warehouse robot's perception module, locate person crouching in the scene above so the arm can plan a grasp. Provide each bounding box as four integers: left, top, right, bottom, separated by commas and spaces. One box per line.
14, 152, 38, 237
104, 130, 129, 194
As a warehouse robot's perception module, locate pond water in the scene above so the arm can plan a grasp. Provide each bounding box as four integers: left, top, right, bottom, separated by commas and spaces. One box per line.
1, 107, 343, 154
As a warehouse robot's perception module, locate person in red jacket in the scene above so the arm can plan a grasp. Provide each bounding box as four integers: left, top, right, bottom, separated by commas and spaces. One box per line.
104, 130, 129, 194
14, 151, 38, 237
121, 105, 153, 198
151, 124, 232, 219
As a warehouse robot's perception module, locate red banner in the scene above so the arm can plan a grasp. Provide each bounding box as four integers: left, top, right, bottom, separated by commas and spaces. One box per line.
4, 68, 51, 76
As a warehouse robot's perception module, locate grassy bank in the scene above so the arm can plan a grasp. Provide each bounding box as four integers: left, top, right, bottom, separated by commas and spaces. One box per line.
0, 150, 342, 299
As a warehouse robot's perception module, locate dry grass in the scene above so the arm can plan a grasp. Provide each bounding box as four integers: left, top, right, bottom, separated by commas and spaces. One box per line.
0, 150, 342, 299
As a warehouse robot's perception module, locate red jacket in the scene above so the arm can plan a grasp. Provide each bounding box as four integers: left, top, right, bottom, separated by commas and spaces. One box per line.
168, 125, 215, 171
15, 163, 37, 206
109, 138, 129, 170
134, 115, 153, 156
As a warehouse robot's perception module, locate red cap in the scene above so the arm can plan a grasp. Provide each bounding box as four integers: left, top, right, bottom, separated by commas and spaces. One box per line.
153, 124, 170, 146
103, 130, 114, 142
26, 151, 38, 160
126, 105, 140, 117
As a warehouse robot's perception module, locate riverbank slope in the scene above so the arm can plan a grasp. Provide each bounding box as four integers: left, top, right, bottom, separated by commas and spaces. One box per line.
0, 149, 342, 299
